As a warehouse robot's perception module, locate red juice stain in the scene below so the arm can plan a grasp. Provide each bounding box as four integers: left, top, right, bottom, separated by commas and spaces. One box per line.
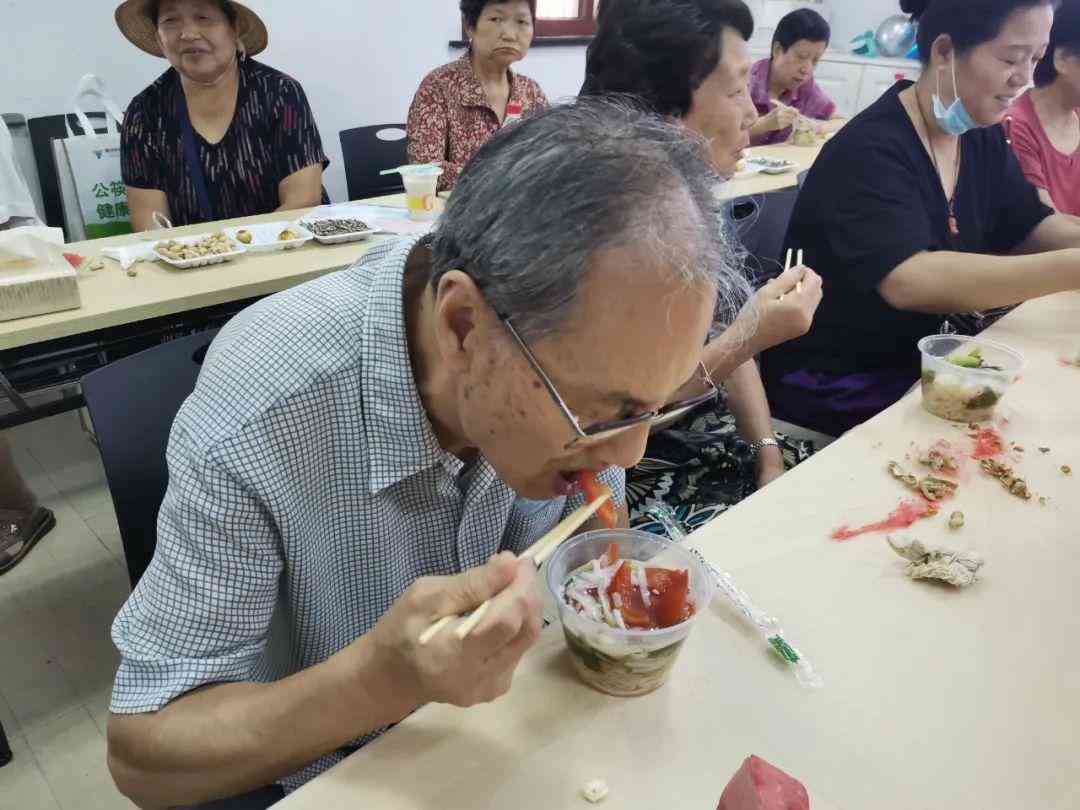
971, 426, 1004, 460
831, 498, 937, 542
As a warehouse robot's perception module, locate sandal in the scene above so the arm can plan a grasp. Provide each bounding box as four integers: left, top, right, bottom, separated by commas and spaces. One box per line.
0, 506, 56, 575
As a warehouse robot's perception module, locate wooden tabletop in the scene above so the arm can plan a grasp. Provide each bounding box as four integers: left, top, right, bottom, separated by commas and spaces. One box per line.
722, 142, 825, 200
0, 207, 396, 353
279, 291, 1080, 810
0, 144, 816, 354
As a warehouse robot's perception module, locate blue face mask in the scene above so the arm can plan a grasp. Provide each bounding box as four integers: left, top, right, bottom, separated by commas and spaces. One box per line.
932, 60, 978, 136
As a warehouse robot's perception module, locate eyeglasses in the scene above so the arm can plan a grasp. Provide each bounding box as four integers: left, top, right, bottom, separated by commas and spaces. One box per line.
502, 318, 720, 449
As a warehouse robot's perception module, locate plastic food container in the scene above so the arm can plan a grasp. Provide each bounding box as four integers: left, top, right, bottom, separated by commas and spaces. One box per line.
152, 233, 246, 269
224, 222, 314, 253
918, 334, 1023, 422
546, 529, 715, 697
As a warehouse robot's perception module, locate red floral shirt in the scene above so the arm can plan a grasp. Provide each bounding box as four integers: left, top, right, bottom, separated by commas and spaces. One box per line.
407, 55, 548, 190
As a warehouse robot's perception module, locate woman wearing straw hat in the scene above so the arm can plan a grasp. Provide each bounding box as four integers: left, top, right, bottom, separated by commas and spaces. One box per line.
116, 1, 329, 230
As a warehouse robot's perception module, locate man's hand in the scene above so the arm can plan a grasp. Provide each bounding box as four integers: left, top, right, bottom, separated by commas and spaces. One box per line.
367, 552, 543, 710
750, 265, 824, 354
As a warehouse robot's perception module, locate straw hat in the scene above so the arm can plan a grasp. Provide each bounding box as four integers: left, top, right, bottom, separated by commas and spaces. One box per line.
115, 1, 268, 58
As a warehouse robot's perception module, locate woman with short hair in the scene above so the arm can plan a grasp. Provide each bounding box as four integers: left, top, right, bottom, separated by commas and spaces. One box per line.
407, 1, 548, 191
749, 8, 846, 145
583, 0, 826, 533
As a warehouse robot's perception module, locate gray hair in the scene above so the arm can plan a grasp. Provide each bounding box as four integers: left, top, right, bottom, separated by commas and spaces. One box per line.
429, 95, 754, 343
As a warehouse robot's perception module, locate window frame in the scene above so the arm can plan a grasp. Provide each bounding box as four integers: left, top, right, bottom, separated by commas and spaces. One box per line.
533, 0, 597, 37
457, 0, 597, 44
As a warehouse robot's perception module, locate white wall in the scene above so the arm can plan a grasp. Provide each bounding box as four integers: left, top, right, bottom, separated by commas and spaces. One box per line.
1, 0, 902, 203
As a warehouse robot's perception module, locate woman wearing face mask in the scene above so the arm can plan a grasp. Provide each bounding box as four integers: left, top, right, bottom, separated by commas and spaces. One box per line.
762, 0, 1080, 437
407, 1, 548, 192
117, 1, 328, 231
582, 0, 826, 532
749, 8, 846, 145
1006, 0, 1080, 219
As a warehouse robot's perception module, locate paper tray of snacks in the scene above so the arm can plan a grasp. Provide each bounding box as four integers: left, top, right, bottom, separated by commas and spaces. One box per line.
224, 222, 314, 254
153, 232, 247, 269
298, 216, 383, 245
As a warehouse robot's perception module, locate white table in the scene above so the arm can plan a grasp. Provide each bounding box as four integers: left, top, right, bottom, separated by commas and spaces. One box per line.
279, 291, 1080, 809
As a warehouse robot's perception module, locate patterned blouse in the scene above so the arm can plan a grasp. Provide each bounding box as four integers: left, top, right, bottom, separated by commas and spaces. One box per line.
407, 55, 548, 191
121, 60, 329, 226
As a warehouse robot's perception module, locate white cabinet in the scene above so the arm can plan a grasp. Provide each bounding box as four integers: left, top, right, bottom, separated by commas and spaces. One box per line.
813, 60, 863, 118
856, 63, 919, 113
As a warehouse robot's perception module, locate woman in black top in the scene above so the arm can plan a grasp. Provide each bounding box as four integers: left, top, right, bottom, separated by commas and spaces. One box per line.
116, 0, 328, 230
763, 0, 1080, 436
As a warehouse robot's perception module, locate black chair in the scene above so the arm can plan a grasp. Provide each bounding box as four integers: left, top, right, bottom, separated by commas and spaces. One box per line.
28, 113, 111, 238
339, 124, 408, 201
0, 718, 11, 768
81, 329, 219, 588
729, 188, 800, 286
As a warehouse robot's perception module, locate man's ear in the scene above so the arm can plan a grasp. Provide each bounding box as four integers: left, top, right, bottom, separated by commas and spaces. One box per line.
432, 270, 488, 373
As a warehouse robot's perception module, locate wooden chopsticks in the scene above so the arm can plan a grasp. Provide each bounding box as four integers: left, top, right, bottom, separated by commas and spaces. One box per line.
417, 493, 613, 645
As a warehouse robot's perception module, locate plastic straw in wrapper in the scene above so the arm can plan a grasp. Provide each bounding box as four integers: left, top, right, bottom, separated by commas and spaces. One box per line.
643, 501, 823, 689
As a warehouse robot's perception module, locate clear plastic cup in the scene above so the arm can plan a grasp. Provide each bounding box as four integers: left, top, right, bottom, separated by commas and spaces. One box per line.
918, 334, 1023, 422
399, 165, 443, 221
546, 529, 715, 697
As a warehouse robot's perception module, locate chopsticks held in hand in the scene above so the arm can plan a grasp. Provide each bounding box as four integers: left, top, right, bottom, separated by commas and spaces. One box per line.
417, 492, 613, 645
778, 248, 805, 301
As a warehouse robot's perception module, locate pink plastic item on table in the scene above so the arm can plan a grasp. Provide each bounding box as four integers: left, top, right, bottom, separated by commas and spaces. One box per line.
717, 756, 810, 810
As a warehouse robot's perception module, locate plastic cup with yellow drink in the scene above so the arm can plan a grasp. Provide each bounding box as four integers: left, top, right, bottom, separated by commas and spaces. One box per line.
381, 164, 444, 221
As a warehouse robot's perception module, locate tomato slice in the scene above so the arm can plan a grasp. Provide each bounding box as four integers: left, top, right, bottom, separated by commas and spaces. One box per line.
606, 561, 652, 629
646, 567, 691, 628
576, 471, 617, 529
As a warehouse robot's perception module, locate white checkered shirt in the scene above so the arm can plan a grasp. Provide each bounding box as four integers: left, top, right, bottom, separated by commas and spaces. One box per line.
109, 235, 626, 792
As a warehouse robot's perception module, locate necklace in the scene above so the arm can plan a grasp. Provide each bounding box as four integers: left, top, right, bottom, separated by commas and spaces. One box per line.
914, 91, 963, 240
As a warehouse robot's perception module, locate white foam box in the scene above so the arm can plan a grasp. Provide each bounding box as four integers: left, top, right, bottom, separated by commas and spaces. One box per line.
0, 261, 81, 322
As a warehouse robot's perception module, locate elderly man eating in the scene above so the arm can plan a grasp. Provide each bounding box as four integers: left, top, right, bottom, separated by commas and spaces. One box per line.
104, 97, 752, 809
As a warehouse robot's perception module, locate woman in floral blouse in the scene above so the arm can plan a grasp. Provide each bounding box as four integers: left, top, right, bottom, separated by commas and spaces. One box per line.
407, 0, 548, 191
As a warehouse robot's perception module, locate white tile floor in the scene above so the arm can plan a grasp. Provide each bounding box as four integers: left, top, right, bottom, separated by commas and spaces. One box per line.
0, 409, 136, 810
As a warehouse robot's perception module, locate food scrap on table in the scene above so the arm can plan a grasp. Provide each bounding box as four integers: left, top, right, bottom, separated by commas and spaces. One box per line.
581, 779, 609, 804
88, 258, 104, 272
886, 461, 958, 502
887, 535, 984, 588
278, 228, 300, 241
1039, 447, 1051, 454
969, 425, 1005, 460
717, 755, 809, 810
919, 441, 962, 475
831, 498, 938, 542
63, 252, 85, 269
236, 229, 253, 244
979, 459, 1032, 500
126, 267, 138, 278
1062, 465, 1072, 476
948, 511, 965, 530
